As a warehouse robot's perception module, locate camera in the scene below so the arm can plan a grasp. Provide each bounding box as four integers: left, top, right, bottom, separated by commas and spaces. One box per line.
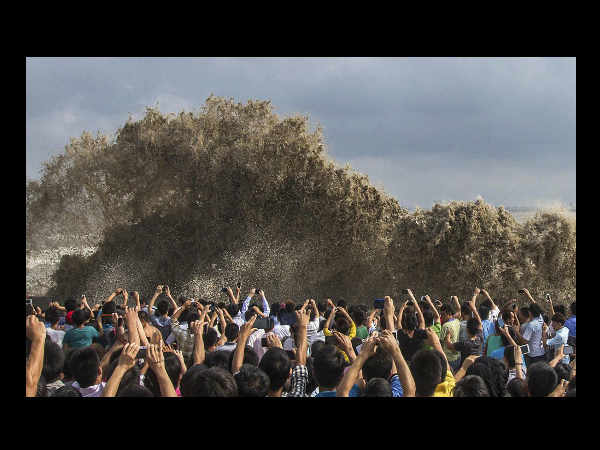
261, 337, 269, 347
518, 289, 525, 294
221, 287, 228, 294
255, 288, 261, 295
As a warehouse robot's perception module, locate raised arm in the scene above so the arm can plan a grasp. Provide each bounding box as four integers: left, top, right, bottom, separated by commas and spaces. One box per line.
131, 291, 141, 311
148, 285, 164, 312
383, 295, 397, 332
407, 290, 425, 330
336, 338, 377, 397
378, 330, 416, 397
104, 288, 123, 305
101, 343, 138, 397
519, 288, 536, 304
545, 294, 555, 316
480, 289, 497, 311
147, 343, 177, 397
424, 295, 441, 323
124, 306, 140, 346
396, 300, 408, 330
295, 309, 310, 366
225, 286, 238, 305
425, 327, 451, 374
240, 289, 255, 317
231, 315, 257, 374
259, 290, 270, 316
324, 301, 337, 333
26, 315, 46, 397
190, 320, 206, 366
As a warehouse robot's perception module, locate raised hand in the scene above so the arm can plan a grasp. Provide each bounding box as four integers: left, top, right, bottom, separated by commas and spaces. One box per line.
473, 287, 481, 297
155, 285, 163, 294
360, 336, 378, 357
265, 333, 283, 349
147, 342, 165, 371
26, 314, 46, 342
377, 330, 400, 354
118, 342, 139, 370
239, 314, 258, 341
333, 331, 353, 354
295, 308, 310, 328
164, 285, 171, 296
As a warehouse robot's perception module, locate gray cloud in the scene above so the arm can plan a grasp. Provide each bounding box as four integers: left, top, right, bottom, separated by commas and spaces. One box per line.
26, 57, 575, 208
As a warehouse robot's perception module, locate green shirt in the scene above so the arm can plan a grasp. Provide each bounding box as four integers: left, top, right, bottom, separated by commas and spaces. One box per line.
486, 335, 503, 356
423, 322, 442, 351
63, 326, 99, 349
355, 325, 369, 340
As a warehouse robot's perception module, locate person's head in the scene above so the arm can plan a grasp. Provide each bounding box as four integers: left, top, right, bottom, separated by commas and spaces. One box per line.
228, 346, 259, 371
529, 303, 543, 319
270, 302, 281, 316
402, 307, 419, 331
117, 384, 154, 397
334, 316, 351, 335
285, 301, 295, 313
501, 310, 515, 326
180, 365, 238, 397
466, 318, 480, 338
203, 327, 218, 351
52, 385, 82, 397
570, 301, 576, 316
551, 313, 566, 330
362, 349, 394, 381
311, 340, 327, 359
64, 297, 78, 312
204, 351, 231, 370
506, 378, 528, 397
478, 305, 490, 322
422, 309, 435, 328
460, 303, 472, 320
138, 310, 150, 324
42, 340, 65, 383
156, 300, 169, 316
466, 356, 508, 397
452, 375, 490, 397
351, 337, 363, 355
163, 352, 183, 390
440, 303, 457, 322
224, 323, 240, 342
72, 308, 91, 327
336, 299, 347, 308
526, 362, 558, 397
70, 347, 102, 388
258, 348, 292, 392
45, 307, 61, 326
554, 362, 571, 382
312, 344, 346, 390
364, 378, 393, 397
226, 303, 240, 317
518, 306, 531, 323
410, 349, 445, 397
234, 364, 270, 397
352, 309, 367, 327
102, 301, 116, 315
554, 304, 567, 316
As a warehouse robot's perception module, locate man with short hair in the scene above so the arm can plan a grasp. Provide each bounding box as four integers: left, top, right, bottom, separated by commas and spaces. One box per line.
45, 307, 66, 348
62, 300, 104, 352
514, 303, 545, 366
216, 323, 240, 352
69, 347, 106, 397
543, 313, 570, 365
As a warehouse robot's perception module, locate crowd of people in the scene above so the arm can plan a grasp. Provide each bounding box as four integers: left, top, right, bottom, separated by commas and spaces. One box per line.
25, 284, 576, 397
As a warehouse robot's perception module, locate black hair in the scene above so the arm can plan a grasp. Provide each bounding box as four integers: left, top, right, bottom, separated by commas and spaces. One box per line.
258, 348, 291, 391
227, 303, 240, 317
466, 318, 480, 337
70, 347, 100, 388
519, 306, 531, 319
506, 378, 528, 397
334, 316, 351, 335
422, 309, 435, 327
478, 305, 490, 321
312, 344, 345, 390
402, 307, 418, 331
164, 352, 183, 389
362, 350, 393, 382
554, 304, 566, 315
138, 310, 150, 323
554, 362, 571, 382
45, 307, 61, 325
352, 309, 367, 326
245, 309, 258, 322
52, 385, 82, 397
526, 361, 558, 397
228, 345, 259, 372
42, 340, 65, 383
311, 340, 327, 359
364, 378, 393, 397
460, 302, 472, 318
529, 303, 543, 318
336, 299, 347, 308
102, 301, 116, 315
117, 384, 154, 397
441, 303, 457, 316
503, 345, 517, 368
203, 327, 218, 349
452, 375, 490, 397
64, 298, 78, 312
224, 323, 240, 342
317, 302, 327, 313
410, 349, 444, 397
234, 364, 270, 397
466, 356, 508, 397
204, 351, 231, 370
551, 313, 566, 326
157, 300, 169, 315
180, 365, 238, 397
501, 310, 514, 323
72, 309, 90, 326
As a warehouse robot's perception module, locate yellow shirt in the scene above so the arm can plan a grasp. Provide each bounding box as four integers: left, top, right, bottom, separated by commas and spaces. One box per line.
433, 370, 456, 397
324, 321, 356, 363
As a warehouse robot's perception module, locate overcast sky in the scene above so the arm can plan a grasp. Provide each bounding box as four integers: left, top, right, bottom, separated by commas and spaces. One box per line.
26, 57, 575, 209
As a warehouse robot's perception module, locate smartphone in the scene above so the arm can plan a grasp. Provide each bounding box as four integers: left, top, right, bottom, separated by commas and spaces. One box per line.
519, 344, 530, 355
253, 317, 272, 330
374, 298, 385, 309
237, 281, 242, 289
518, 289, 525, 294
261, 337, 269, 347
563, 345, 573, 355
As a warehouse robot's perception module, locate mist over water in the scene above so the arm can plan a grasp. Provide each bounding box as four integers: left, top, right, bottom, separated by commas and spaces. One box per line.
26, 98, 576, 306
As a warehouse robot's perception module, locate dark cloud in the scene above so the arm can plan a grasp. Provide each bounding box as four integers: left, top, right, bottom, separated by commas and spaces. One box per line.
26, 57, 575, 208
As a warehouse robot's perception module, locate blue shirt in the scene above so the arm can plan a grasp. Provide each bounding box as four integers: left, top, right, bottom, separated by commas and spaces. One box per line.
389, 374, 404, 397
564, 316, 576, 337
316, 384, 361, 397
546, 326, 570, 364
481, 319, 495, 344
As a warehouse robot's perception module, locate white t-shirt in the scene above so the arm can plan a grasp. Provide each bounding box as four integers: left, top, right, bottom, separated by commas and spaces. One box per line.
46, 328, 66, 348
248, 325, 292, 360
